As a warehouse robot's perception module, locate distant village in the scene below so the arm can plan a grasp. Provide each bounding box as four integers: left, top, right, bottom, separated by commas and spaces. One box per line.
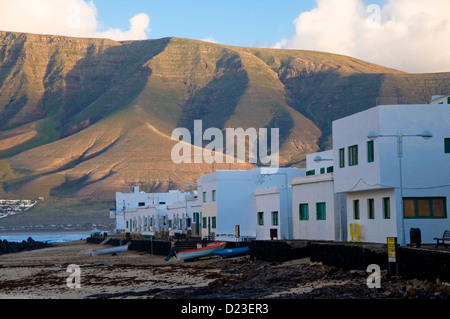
110, 95, 450, 246
0, 198, 102, 232
0, 199, 39, 219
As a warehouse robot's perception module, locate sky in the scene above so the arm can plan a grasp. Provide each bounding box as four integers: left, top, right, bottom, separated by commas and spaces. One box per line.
1, 0, 450, 73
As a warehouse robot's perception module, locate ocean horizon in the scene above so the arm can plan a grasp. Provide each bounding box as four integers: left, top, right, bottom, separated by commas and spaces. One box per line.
0, 232, 91, 243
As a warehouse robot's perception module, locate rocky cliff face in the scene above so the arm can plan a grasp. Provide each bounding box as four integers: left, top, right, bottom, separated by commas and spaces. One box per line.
0, 31, 449, 202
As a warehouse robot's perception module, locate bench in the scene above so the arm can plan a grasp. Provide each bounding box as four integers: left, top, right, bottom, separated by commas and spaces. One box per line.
433, 230, 450, 248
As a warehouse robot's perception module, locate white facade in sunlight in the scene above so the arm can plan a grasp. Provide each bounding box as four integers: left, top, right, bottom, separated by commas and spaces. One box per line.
197, 168, 306, 241
113, 100, 449, 245
291, 173, 347, 242
114, 186, 193, 233
333, 103, 450, 244
291, 149, 347, 242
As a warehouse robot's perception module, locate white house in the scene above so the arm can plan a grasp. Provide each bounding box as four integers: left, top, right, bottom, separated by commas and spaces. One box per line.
253, 168, 308, 240
305, 150, 334, 176
429, 95, 450, 105
113, 186, 192, 234
254, 186, 283, 240
197, 168, 305, 241
332, 101, 450, 244
124, 204, 167, 235
291, 150, 347, 242
166, 190, 202, 237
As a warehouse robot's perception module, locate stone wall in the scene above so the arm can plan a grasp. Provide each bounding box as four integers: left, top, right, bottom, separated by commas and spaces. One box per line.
308, 242, 388, 270
397, 248, 450, 283
248, 240, 310, 262
86, 237, 450, 283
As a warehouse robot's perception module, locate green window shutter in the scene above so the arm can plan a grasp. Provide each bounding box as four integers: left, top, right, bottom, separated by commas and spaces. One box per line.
445, 138, 450, 154
306, 169, 315, 176
272, 211, 279, 226
367, 140, 374, 162
368, 198, 375, 219
257, 212, 264, 225
320, 167, 325, 174
202, 217, 207, 228
348, 145, 358, 166
353, 200, 360, 219
168, 219, 172, 228
212, 190, 216, 201
299, 203, 309, 220
339, 148, 345, 168
211, 217, 216, 228
383, 197, 390, 219
203, 192, 206, 202
316, 202, 326, 220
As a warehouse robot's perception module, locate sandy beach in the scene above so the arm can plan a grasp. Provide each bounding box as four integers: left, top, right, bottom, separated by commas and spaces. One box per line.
0, 240, 449, 300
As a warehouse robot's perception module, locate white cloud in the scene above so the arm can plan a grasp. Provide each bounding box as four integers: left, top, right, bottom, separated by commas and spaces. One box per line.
95, 13, 150, 41
274, 0, 450, 73
0, 0, 150, 41
201, 36, 218, 44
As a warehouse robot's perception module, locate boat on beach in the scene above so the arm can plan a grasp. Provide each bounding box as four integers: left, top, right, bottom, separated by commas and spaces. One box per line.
175, 241, 227, 261
89, 242, 131, 256
212, 246, 249, 259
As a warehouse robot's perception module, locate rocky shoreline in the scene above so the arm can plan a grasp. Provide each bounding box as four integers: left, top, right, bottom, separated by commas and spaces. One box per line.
88, 257, 450, 300
0, 237, 52, 255
0, 240, 449, 300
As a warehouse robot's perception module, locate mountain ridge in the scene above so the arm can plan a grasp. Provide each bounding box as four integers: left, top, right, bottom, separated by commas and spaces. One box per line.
1, 31, 450, 226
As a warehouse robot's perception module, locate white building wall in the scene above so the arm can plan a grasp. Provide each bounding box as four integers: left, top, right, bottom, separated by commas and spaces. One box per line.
332, 106, 381, 193
333, 104, 450, 244
206, 170, 257, 240
306, 150, 334, 174
124, 205, 165, 233
197, 172, 219, 239
166, 191, 199, 235
254, 187, 281, 240
292, 173, 345, 241
430, 95, 450, 104
345, 188, 397, 243
115, 186, 190, 233
167, 202, 186, 233
198, 167, 305, 241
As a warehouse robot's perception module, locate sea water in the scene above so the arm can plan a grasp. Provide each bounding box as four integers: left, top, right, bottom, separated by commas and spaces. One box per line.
0, 232, 91, 243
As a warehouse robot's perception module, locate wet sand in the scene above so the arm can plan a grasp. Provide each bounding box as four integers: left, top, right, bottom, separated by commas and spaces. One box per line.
0, 240, 449, 300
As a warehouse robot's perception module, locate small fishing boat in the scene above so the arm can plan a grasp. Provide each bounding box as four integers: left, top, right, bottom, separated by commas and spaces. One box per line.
212, 246, 249, 259
175, 241, 227, 261
89, 242, 131, 256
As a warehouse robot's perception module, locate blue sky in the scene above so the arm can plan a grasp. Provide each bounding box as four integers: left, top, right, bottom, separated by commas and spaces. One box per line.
93, 0, 385, 47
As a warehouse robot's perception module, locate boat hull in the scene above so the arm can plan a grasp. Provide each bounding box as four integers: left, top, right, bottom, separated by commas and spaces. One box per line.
176, 241, 227, 261
212, 247, 249, 258
90, 243, 130, 256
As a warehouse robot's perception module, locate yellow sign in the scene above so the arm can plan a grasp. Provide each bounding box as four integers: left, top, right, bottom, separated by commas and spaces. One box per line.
387, 237, 397, 262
